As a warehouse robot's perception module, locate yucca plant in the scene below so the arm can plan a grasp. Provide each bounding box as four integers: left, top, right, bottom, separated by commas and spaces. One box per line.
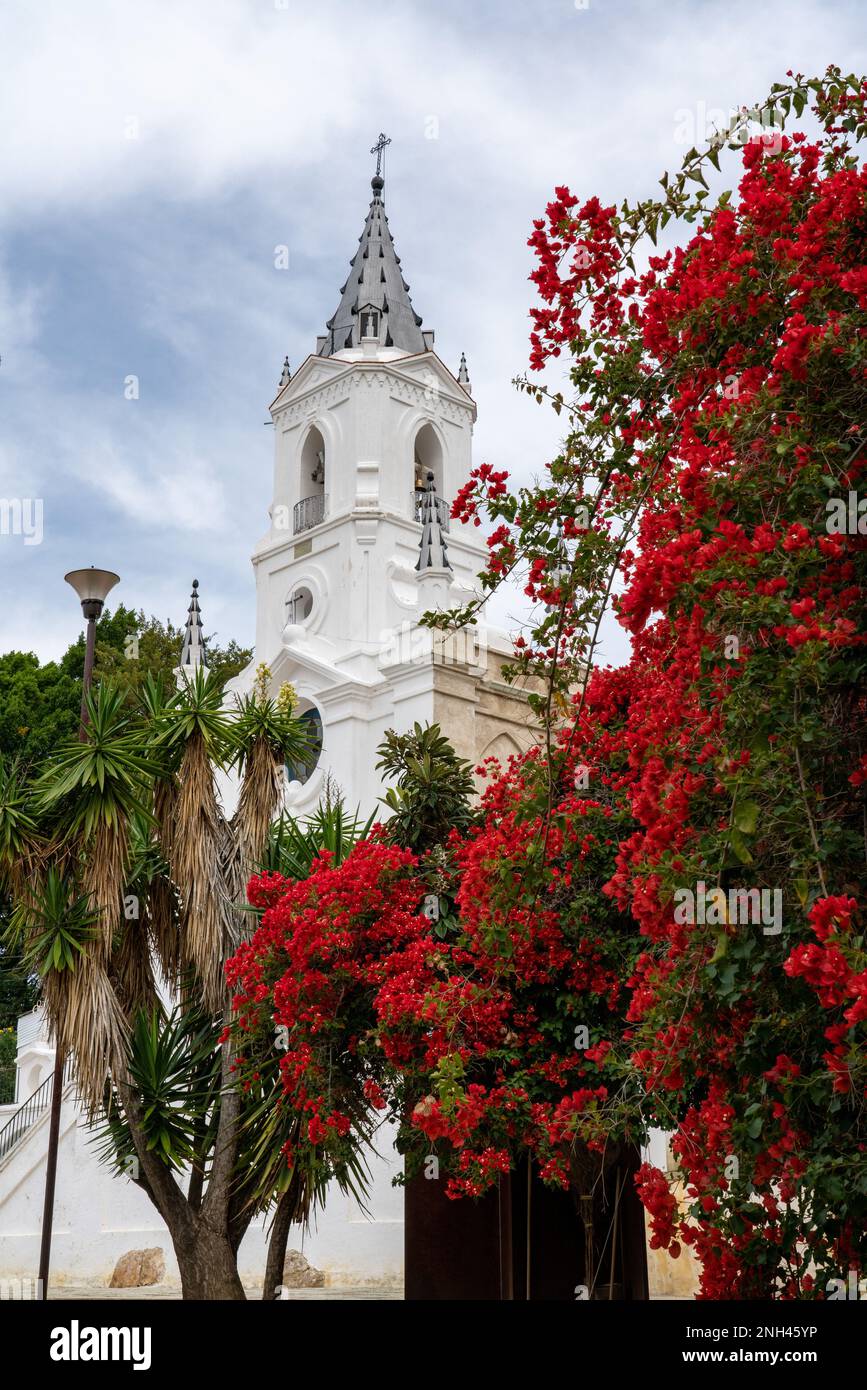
21, 686, 162, 1105
2, 656, 345, 1298
153, 667, 231, 1010
13, 867, 99, 976
265, 796, 374, 881
34, 684, 158, 961
224, 683, 311, 929
0, 756, 41, 899
94, 1007, 222, 1176
137, 673, 181, 857
9, 866, 128, 1109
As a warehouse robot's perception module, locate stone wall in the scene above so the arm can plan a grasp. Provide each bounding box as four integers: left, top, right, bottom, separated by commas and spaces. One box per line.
432, 632, 542, 784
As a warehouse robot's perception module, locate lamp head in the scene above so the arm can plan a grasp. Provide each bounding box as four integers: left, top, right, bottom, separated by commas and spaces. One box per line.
64, 566, 120, 620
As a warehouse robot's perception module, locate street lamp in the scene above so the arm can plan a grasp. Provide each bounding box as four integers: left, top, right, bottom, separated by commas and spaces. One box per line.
64, 567, 120, 731
37, 566, 119, 1298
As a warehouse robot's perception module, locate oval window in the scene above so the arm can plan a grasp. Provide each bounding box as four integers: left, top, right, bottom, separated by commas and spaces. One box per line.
286, 707, 323, 786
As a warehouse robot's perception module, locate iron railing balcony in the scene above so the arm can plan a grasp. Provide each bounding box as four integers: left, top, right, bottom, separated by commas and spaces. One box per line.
0, 1054, 75, 1162
412, 489, 450, 531
293, 494, 327, 535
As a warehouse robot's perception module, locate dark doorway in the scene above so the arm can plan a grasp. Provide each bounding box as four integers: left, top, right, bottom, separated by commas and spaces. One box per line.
405, 1147, 649, 1302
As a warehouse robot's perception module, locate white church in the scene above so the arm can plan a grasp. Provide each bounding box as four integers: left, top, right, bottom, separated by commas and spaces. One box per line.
0, 148, 551, 1292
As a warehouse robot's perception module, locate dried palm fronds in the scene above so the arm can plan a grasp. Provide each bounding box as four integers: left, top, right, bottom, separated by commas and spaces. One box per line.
226, 738, 284, 917
145, 873, 181, 988
153, 776, 179, 862
111, 916, 159, 1024
44, 954, 130, 1116
81, 818, 130, 959
172, 733, 228, 1010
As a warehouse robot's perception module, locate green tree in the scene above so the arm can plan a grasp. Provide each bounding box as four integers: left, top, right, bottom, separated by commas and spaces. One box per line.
0, 933, 39, 1032
0, 1026, 17, 1105
0, 603, 253, 763
376, 722, 476, 851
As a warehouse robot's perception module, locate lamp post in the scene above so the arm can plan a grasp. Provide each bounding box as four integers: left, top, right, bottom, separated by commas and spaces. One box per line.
37, 566, 119, 1299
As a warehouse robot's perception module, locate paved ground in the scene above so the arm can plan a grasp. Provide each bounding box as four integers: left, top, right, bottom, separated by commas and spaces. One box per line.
46, 1283, 404, 1301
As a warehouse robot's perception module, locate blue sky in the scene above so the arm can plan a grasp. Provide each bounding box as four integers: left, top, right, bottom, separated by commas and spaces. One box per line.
0, 0, 863, 665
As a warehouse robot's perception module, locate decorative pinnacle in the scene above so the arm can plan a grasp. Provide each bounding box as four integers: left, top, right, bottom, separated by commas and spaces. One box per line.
279, 356, 291, 388
179, 578, 208, 671
457, 351, 471, 391
415, 471, 452, 574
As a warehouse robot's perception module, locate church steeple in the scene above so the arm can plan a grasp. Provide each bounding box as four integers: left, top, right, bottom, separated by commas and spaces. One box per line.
318, 136, 429, 358
177, 578, 208, 677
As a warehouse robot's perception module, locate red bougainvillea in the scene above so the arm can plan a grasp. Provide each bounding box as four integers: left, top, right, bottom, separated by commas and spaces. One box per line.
227, 68, 866, 1300
448, 67, 867, 1298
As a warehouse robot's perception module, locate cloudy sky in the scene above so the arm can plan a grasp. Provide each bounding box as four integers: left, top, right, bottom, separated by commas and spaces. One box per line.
0, 0, 863, 666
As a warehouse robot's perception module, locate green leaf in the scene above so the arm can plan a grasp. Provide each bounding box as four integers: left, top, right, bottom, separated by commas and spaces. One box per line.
729, 828, 754, 865
709, 931, 729, 964
734, 800, 760, 835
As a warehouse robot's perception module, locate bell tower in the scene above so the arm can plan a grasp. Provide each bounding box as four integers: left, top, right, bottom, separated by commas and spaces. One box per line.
243, 141, 499, 815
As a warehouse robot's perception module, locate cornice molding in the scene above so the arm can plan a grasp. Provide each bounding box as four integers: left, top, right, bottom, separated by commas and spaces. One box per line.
274, 355, 475, 429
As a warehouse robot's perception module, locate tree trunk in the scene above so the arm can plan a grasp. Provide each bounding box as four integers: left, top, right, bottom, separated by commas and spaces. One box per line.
118, 1081, 247, 1300
262, 1188, 296, 1300
174, 1220, 247, 1300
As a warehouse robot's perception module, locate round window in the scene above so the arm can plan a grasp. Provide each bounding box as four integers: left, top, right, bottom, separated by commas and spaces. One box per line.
285, 586, 314, 625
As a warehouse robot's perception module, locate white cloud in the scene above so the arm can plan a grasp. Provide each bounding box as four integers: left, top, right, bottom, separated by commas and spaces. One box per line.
0, 0, 863, 666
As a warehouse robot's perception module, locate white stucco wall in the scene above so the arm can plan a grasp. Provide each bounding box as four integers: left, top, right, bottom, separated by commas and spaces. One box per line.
0, 1062, 403, 1289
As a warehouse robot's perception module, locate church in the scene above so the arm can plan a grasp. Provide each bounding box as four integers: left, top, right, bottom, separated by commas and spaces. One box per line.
0, 144, 550, 1291
219, 139, 539, 820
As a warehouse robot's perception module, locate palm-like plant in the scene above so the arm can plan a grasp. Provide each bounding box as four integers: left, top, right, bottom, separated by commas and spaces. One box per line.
265, 797, 374, 880
35, 684, 158, 959
20, 687, 162, 1105
224, 686, 311, 925
0, 756, 41, 899
94, 1007, 222, 1177
152, 667, 231, 1009
2, 655, 355, 1298
9, 865, 128, 1110
13, 867, 99, 975
138, 674, 181, 860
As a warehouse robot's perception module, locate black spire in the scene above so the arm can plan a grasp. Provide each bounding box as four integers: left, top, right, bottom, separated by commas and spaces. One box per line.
318, 138, 428, 357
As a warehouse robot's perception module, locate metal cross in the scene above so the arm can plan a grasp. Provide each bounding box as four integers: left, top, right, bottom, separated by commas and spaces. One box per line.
370, 132, 392, 178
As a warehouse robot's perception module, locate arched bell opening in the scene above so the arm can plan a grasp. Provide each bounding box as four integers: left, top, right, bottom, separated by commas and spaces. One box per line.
295, 426, 327, 534
412, 422, 447, 528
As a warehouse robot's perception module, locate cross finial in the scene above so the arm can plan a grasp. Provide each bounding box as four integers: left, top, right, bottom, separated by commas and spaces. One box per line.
370, 132, 391, 179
